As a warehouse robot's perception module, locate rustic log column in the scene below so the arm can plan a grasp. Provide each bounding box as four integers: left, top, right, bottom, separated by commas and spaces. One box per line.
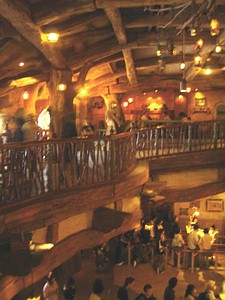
48, 69, 75, 137
102, 93, 125, 135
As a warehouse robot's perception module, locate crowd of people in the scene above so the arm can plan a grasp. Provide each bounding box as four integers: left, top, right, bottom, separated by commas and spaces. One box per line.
41, 271, 221, 300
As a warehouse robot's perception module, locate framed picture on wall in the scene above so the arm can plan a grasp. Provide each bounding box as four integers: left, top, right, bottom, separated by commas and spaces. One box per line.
179, 208, 189, 216
195, 96, 206, 106
206, 199, 224, 212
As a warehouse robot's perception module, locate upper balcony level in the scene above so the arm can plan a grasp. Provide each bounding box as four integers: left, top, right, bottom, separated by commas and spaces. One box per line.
1, 120, 225, 207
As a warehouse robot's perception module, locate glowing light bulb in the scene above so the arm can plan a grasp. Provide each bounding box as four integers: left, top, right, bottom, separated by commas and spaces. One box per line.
190, 28, 197, 37
45, 32, 59, 43
128, 97, 133, 103
180, 62, 185, 70
23, 91, 29, 99
215, 45, 222, 53
186, 87, 191, 93
19, 62, 24, 67
57, 84, 67, 91
210, 19, 219, 36
205, 67, 211, 75
123, 101, 129, 107
79, 88, 88, 96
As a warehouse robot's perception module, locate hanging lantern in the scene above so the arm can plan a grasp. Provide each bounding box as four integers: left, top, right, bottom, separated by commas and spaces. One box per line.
195, 39, 204, 50
180, 61, 185, 70
57, 83, 67, 91
194, 54, 202, 66
210, 19, 219, 36
190, 27, 197, 37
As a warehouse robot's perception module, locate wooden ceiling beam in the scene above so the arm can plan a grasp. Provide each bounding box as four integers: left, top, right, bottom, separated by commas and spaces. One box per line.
43, 11, 105, 37
96, 0, 225, 8
33, 0, 96, 26
0, 0, 68, 69
84, 68, 126, 89
70, 38, 121, 70
124, 10, 225, 29
102, 6, 137, 85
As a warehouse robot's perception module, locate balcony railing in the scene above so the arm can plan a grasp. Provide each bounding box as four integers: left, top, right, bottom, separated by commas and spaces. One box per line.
0, 120, 225, 205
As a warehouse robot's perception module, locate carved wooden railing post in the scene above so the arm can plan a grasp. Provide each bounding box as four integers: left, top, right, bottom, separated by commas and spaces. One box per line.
110, 134, 115, 179
213, 121, 218, 149
188, 123, 192, 152
154, 128, 159, 156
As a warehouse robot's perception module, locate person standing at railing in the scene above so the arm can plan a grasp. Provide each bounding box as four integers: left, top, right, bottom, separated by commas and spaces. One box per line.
12, 117, 24, 142
187, 224, 200, 269
199, 228, 213, 268
60, 113, 78, 186
172, 228, 185, 269
153, 229, 167, 274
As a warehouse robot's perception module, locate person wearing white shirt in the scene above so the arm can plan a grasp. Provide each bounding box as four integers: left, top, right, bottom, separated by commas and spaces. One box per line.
43, 272, 59, 300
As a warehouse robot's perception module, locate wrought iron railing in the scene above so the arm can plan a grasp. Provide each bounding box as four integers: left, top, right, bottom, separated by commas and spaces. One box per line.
0, 120, 225, 205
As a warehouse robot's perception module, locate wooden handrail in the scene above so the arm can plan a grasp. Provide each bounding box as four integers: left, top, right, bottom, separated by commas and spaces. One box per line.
0, 120, 225, 206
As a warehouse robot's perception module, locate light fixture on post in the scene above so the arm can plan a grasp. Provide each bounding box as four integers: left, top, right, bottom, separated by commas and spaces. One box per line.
215, 44, 222, 53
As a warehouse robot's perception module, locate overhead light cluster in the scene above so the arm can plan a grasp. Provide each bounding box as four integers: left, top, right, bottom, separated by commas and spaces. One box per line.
41, 32, 59, 43
123, 97, 134, 108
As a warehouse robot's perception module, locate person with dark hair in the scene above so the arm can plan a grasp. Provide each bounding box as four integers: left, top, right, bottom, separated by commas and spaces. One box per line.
199, 228, 213, 268
12, 117, 24, 142
170, 216, 180, 238
184, 284, 197, 300
163, 277, 177, 300
187, 224, 200, 268
43, 271, 59, 300
63, 277, 76, 300
135, 284, 157, 300
89, 279, 104, 300
117, 277, 135, 300
153, 230, 167, 274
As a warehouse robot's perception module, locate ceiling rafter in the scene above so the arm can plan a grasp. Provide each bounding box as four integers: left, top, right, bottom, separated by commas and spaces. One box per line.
98, 2, 137, 85
33, 0, 96, 26
0, 0, 68, 69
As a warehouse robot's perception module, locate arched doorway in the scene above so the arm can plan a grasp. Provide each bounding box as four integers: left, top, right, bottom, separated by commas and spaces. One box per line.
216, 104, 225, 120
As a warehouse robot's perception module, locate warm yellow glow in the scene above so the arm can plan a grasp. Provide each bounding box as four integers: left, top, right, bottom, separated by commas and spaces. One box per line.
178, 94, 184, 100
195, 211, 199, 216
23, 91, 29, 100
10, 77, 39, 87
27, 297, 40, 300
36, 243, 54, 251
128, 97, 133, 103
148, 101, 162, 111
79, 88, 88, 96
186, 87, 191, 93
205, 67, 211, 75
196, 38, 203, 49
156, 49, 161, 56
210, 19, 219, 36
19, 62, 25, 67
123, 101, 129, 107
194, 54, 202, 66
190, 28, 197, 36
195, 88, 198, 92
57, 83, 67, 91
46, 32, 59, 43
38, 108, 50, 130
180, 62, 185, 70
215, 45, 222, 53
155, 89, 158, 93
